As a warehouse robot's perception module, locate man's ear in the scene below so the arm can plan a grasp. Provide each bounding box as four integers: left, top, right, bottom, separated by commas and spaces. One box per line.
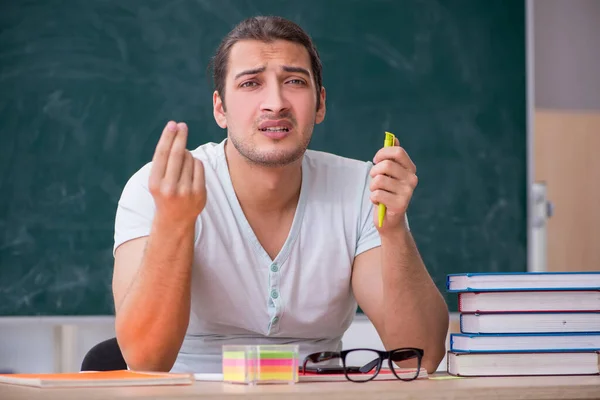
315, 86, 326, 124
213, 91, 227, 129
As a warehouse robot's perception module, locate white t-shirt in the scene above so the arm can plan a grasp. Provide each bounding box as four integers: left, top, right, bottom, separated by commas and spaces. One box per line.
114, 139, 386, 373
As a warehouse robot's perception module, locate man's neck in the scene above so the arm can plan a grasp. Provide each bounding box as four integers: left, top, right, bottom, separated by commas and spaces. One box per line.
224, 141, 303, 215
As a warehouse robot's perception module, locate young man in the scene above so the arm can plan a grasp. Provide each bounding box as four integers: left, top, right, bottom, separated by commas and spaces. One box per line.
112, 16, 448, 374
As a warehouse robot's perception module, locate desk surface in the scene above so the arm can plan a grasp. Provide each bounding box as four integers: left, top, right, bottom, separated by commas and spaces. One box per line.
1, 374, 599, 400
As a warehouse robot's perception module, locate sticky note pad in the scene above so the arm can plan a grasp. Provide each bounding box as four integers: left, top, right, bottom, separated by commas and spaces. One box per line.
222, 345, 299, 385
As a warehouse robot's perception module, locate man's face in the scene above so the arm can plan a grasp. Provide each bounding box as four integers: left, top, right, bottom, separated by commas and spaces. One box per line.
213, 39, 326, 167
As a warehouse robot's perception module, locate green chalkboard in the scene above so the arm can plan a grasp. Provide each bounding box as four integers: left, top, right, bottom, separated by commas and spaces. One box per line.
0, 0, 527, 315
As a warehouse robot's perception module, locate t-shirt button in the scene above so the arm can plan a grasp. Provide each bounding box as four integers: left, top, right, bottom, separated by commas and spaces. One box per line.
270, 289, 279, 299
272, 316, 279, 324
270, 263, 279, 272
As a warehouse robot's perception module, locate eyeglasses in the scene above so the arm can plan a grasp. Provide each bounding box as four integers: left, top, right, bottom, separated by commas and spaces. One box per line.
301, 347, 424, 382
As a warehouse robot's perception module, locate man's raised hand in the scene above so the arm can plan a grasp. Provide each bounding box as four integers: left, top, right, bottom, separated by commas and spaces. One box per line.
148, 121, 206, 224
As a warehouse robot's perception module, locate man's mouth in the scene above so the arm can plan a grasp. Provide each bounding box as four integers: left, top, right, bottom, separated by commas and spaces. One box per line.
260, 127, 290, 132
258, 119, 294, 132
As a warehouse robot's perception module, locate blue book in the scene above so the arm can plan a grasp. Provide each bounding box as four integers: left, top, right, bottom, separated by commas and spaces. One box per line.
447, 272, 600, 292
450, 332, 600, 353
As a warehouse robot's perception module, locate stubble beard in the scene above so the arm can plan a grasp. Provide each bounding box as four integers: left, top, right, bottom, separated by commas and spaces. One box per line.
229, 115, 314, 167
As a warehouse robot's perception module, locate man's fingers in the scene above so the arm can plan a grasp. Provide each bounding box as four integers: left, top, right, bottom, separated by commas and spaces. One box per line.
369, 159, 405, 180
370, 189, 394, 207
370, 189, 409, 215
178, 151, 193, 193
164, 122, 189, 183
192, 158, 205, 193
370, 174, 399, 194
373, 146, 416, 174
150, 121, 178, 184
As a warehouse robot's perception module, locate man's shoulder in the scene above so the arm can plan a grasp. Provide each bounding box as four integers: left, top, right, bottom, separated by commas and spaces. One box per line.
304, 149, 373, 173
123, 161, 152, 190
189, 140, 225, 166
304, 149, 373, 187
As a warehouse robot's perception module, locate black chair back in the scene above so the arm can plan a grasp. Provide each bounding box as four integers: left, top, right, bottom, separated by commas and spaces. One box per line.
81, 337, 127, 371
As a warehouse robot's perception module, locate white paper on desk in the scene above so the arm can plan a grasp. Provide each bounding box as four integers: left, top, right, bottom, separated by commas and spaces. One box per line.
194, 373, 224, 381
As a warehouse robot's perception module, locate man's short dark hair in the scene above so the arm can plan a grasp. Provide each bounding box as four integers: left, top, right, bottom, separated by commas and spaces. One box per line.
210, 16, 323, 111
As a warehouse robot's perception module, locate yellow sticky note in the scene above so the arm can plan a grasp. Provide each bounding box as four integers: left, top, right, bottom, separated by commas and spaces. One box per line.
429, 375, 464, 380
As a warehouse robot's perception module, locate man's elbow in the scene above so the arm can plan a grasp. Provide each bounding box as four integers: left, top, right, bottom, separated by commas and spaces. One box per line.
115, 323, 176, 372
118, 339, 176, 372
422, 344, 446, 374
422, 312, 449, 374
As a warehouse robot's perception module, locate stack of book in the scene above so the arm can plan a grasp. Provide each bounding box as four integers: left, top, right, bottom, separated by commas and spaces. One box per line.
445, 272, 600, 377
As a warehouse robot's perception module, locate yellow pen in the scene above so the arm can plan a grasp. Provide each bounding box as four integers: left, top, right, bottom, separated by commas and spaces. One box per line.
378, 131, 396, 228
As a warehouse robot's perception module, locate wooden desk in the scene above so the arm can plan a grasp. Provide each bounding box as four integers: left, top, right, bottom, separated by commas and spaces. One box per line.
1, 374, 599, 400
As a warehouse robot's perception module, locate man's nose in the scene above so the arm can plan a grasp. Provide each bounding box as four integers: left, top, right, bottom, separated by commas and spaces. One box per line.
260, 84, 291, 114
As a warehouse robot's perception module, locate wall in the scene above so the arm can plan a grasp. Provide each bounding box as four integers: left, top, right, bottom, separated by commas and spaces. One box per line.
533, 0, 600, 272
0, 318, 114, 374
534, 0, 600, 110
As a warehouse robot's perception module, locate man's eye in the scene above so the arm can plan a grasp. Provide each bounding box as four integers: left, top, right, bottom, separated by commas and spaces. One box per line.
240, 81, 258, 88
287, 79, 306, 85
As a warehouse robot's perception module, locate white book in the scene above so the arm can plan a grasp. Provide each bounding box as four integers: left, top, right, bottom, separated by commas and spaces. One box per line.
460, 312, 600, 334
458, 291, 600, 313
447, 351, 600, 377
447, 272, 600, 292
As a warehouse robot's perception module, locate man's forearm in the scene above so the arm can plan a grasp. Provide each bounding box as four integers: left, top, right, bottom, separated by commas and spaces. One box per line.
380, 226, 449, 373
115, 214, 195, 372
